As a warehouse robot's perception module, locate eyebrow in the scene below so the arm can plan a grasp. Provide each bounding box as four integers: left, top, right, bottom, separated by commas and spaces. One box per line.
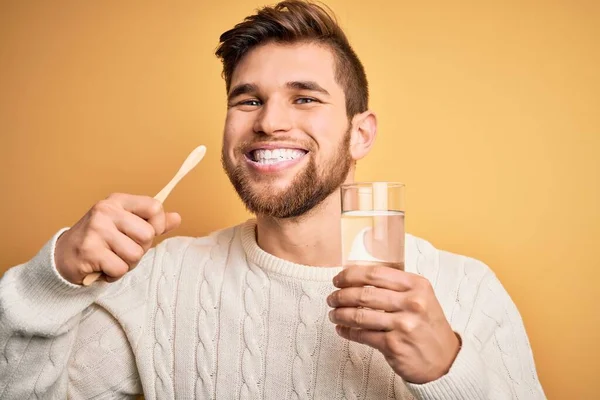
227, 80, 331, 102
227, 83, 257, 102
286, 81, 330, 96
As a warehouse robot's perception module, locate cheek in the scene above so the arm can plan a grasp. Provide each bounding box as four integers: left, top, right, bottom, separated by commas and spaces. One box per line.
298, 108, 331, 135
223, 112, 249, 149
298, 108, 348, 151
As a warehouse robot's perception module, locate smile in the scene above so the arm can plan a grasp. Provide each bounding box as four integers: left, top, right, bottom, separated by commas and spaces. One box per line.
243, 145, 309, 173
249, 148, 307, 165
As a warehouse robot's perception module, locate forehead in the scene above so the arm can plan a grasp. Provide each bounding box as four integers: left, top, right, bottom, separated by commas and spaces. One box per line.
229, 42, 341, 94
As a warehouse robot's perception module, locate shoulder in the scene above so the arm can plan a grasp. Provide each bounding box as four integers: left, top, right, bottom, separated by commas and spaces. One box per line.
408, 233, 493, 284
102, 223, 242, 296
407, 233, 517, 323
155, 224, 239, 261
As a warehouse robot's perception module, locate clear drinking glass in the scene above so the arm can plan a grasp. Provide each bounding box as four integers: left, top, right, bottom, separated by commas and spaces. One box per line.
341, 182, 406, 270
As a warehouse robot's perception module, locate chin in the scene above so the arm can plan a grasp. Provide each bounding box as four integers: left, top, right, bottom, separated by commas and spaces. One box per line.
248, 176, 295, 194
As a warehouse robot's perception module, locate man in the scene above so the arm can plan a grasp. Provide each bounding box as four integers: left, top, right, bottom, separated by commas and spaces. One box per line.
0, 1, 545, 398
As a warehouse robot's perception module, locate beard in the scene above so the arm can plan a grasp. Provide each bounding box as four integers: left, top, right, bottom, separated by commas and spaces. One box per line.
222, 128, 353, 219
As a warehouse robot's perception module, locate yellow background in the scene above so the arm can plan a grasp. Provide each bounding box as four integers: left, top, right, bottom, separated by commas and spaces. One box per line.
1, 1, 598, 398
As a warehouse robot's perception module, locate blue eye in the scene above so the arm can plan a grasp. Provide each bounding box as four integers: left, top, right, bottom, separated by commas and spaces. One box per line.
296, 97, 316, 104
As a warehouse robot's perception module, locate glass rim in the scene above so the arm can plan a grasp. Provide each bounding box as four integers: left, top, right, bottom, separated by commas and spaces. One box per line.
340, 181, 406, 189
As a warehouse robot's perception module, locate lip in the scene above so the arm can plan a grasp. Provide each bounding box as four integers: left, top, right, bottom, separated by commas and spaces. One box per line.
245, 142, 309, 153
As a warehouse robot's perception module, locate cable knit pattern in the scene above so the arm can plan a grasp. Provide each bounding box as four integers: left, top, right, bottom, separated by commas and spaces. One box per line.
196, 231, 233, 399
239, 258, 270, 399
0, 335, 24, 391
33, 337, 68, 397
0, 220, 546, 399
338, 340, 374, 399
290, 285, 323, 399
152, 238, 188, 400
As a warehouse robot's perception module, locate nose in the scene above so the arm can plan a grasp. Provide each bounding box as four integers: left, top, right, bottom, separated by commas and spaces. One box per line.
253, 99, 292, 135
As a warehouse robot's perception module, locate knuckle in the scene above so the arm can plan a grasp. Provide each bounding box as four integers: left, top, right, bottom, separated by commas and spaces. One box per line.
140, 226, 155, 243
91, 200, 111, 215
87, 212, 108, 232
390, 294, 404, 310
407, 296, 426, 313
105, 192, 123, 202
353, 309, 365, 326
150, 217, 166, 236
367, 266, 384, 281
130, 245, 145, 263
115, 260, 129, 275
80, 230, 102, 250
415, 276, 432, 291
358, 286, 374, 307
111, 261, 129, 277
77, 237, 96, 258
149, 198, 163, 215
399, 316, 420, 334
91, 202, 104, 214
120, 245, 144, 264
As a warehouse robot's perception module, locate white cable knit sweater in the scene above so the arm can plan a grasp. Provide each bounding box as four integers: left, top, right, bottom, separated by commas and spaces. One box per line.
0, 220, 545, 399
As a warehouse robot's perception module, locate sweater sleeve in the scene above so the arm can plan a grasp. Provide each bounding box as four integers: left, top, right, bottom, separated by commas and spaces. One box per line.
405, 271, 546, 400
67, 304, 142, 398
0, 229, 141, 398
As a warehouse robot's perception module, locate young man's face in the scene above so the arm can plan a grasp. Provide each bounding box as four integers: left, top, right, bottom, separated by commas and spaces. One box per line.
222, 42, 354, 218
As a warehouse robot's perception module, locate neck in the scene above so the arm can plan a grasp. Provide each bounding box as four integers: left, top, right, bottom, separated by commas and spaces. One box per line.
255, 191, 342, 267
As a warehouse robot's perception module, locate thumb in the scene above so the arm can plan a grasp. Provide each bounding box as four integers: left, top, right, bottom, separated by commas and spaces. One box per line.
164, 212, 182, 234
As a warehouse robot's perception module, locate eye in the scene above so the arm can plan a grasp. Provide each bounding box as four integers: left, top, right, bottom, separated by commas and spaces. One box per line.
239, 99, 262, 107
295, 97, 319, 105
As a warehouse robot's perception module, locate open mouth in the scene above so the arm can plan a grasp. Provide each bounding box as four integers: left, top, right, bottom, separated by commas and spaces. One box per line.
246, 148, 308, 165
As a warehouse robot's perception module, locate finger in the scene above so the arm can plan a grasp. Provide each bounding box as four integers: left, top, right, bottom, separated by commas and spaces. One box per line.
113, 210, 156, 249
328, 287, 407, 312
335, 326, 387, 350
334, 264, 416, 291
107, 193, 163, 220
147, 208, 167, 236
104, 229, 145, 266
97, 248, 130, 280
329, 307, 394, 331
163, 212, 181, 234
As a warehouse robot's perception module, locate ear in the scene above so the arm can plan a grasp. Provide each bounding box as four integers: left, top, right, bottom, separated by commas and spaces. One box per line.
349, 110, 377, 161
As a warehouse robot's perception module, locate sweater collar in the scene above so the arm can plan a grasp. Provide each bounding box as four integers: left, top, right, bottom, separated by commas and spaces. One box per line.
240, 219, 418, 281
241, 219, 342, 281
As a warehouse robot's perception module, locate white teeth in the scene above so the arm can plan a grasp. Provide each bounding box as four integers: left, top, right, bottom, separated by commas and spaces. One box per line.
252, 148, 305, 164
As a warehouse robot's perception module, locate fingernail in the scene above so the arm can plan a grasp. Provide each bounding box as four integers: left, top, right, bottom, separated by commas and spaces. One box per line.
326, 295, 333, 307
328, 310, 335, 322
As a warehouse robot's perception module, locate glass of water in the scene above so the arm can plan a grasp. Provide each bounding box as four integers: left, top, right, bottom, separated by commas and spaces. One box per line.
341, 182, 406, 270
